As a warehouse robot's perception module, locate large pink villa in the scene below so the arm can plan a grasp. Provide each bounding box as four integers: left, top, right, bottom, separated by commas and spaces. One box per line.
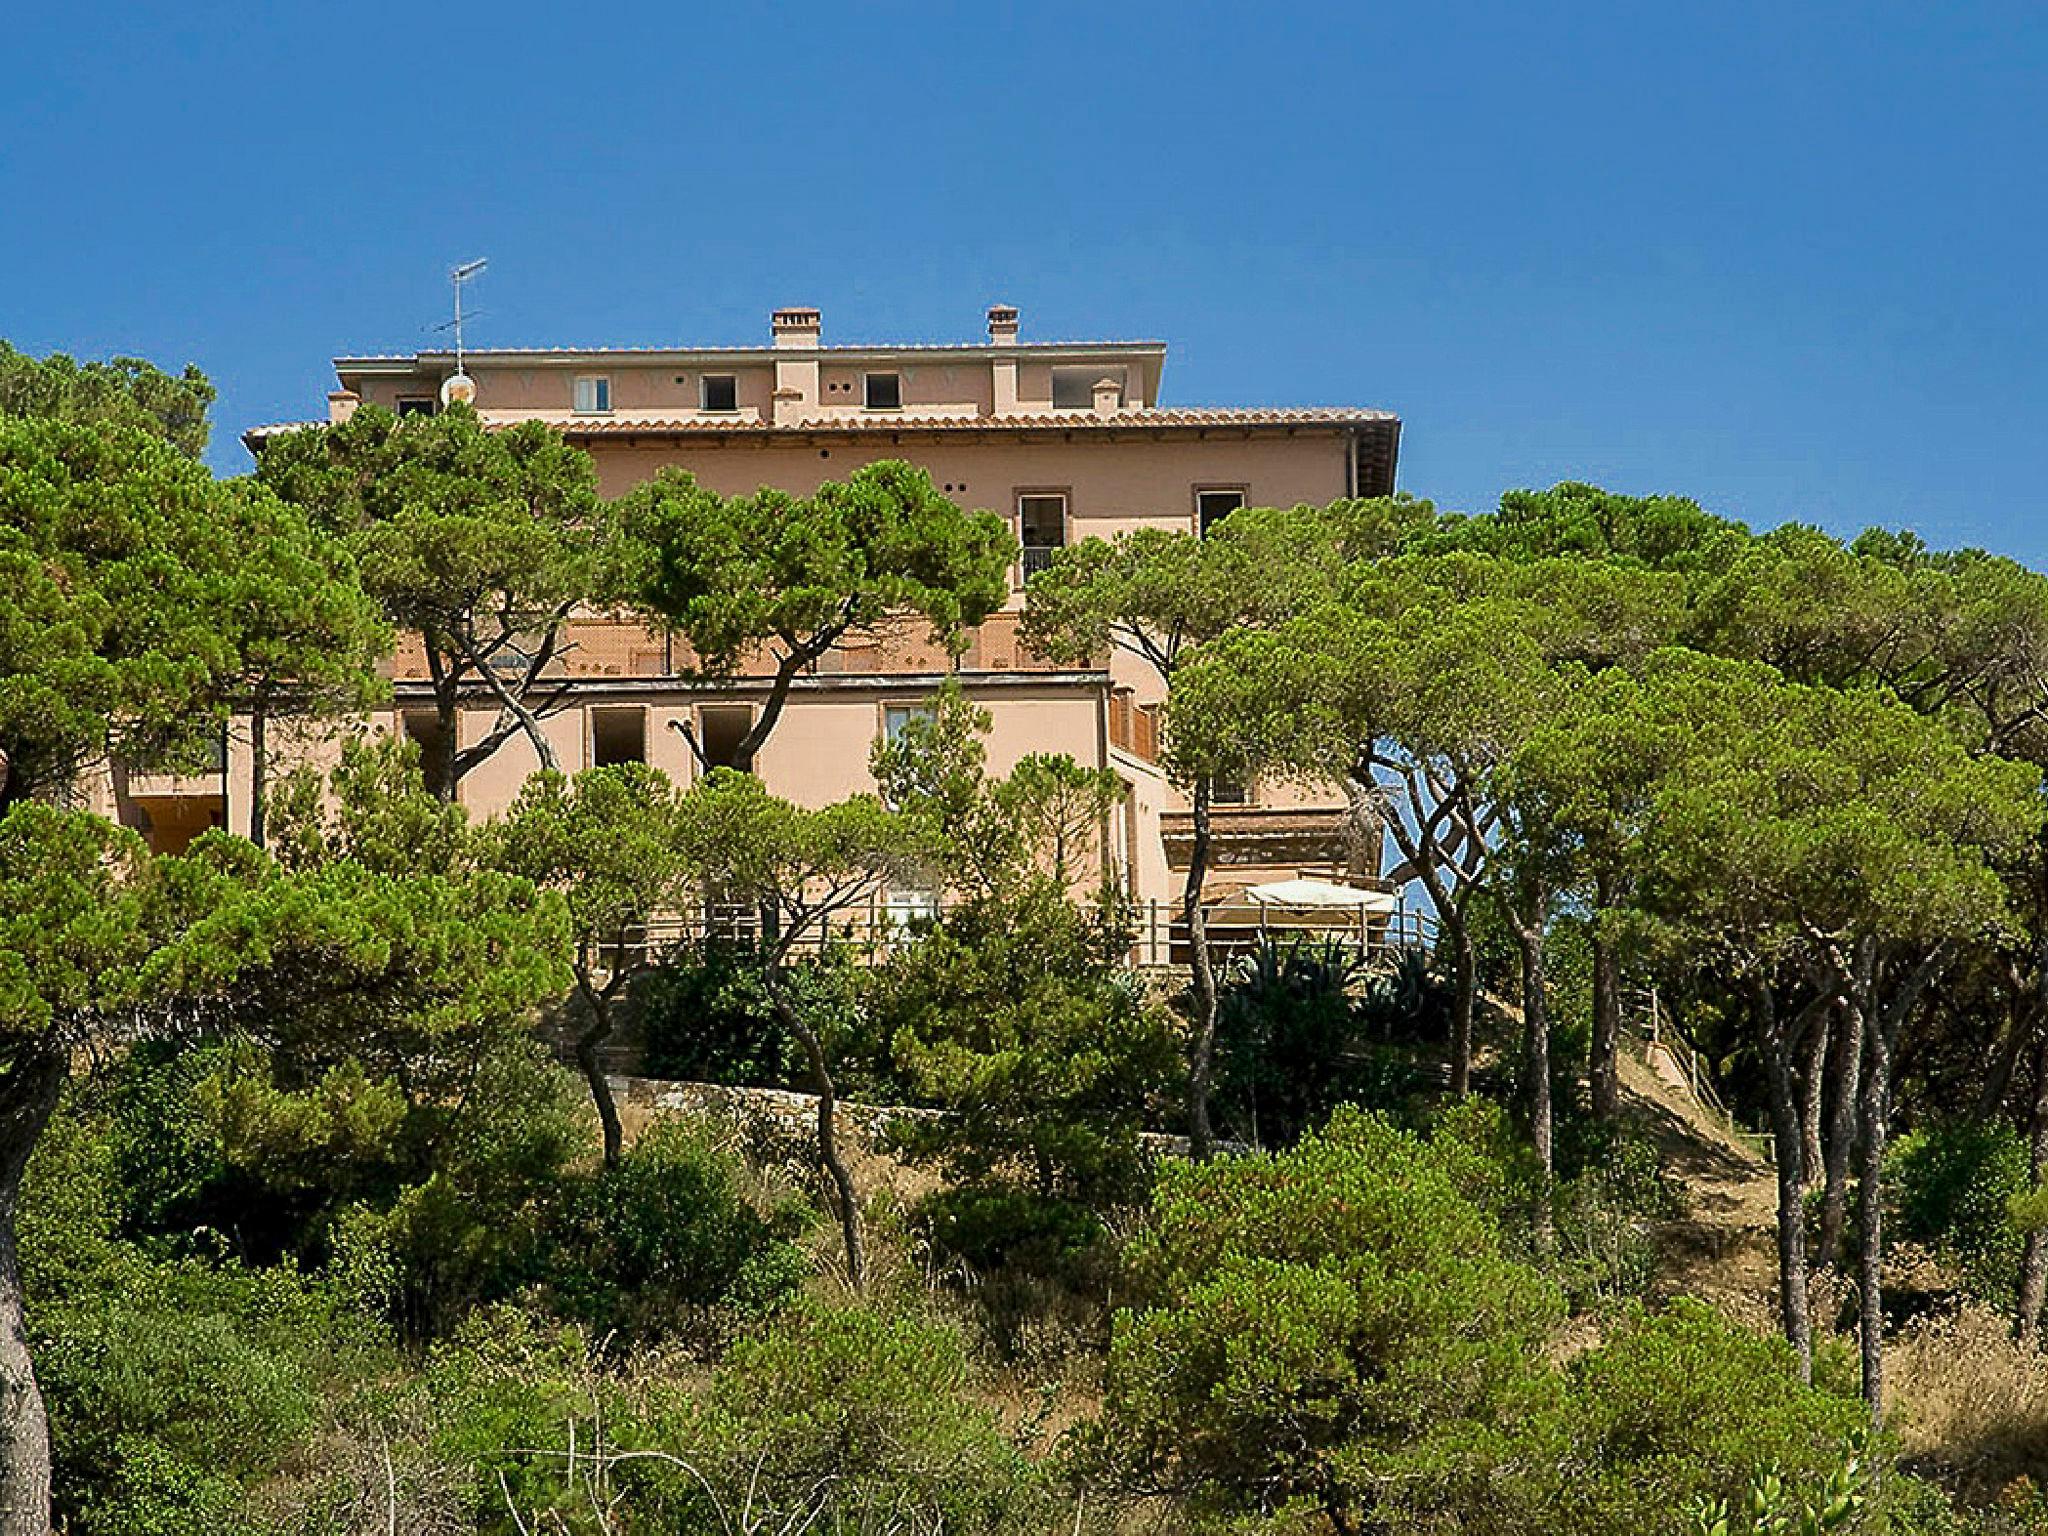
119, 306, 1402, 927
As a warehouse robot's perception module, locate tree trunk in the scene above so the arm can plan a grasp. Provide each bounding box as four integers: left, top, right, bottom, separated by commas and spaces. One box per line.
1858, 1004, 1894, 1420
1589, 913, 1622, 1120
1800, 1004, 1830, 1181
1514, 901, 1553, 1256
426, 694, 460, 803
0, 1048, 64, 1536
2015, 1030, 2048, 1347
248, 695, 270, 849
1448, 915, 1476, 1098
1759, 980, 1815, 1380
1184, 778, 1221, 1161
770, 982, 864, 1288
574, 977, 624, 1169
1818, 993, 1865, 1271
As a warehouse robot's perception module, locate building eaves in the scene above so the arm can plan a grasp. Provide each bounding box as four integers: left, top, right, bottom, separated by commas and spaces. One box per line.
333, 340, 1169, 371
543, 406, 1397, 436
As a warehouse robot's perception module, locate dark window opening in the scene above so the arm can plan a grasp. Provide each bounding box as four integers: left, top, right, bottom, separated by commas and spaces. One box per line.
1018, 494, 1067, 578
699, 706, 754, 772
863, 372, 901, 410
700, 374, 738, 412
401, 708, 446, 764
1210, 777, 1249, 806
1053, 366, 1123, 410
1197, 488, 1246, 535
395, 396, 436, 417
591, 707, 647, 767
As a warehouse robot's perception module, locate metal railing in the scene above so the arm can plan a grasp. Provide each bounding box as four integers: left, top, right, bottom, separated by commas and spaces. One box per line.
605, 896, 1438, 974
1628, 987, 1775, 1163
1020, 544, 1061, 579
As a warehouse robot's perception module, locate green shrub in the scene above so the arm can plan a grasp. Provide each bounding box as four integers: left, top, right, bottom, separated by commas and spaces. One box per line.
874, 888, 1180, 1207
633, 937, 810, 1086
918, 1184, 1119, 1364
1889, 1118, 2029, 1307
1564, 1301, 1875, 1535
542, 1116, 810, 1340
1212, 937, 1436, 1147
24, 1086, 390, 1536
679, 1302, 1059, 1532
1081, 1106, 1566, 1528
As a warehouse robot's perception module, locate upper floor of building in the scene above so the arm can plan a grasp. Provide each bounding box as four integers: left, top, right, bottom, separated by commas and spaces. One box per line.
247, 304, 1400, 512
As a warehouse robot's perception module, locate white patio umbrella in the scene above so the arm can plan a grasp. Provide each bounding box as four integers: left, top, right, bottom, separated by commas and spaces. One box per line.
1241, 878, 1400, 913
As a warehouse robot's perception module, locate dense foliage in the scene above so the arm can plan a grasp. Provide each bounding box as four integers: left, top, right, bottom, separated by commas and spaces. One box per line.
17, 348, 2048, 1534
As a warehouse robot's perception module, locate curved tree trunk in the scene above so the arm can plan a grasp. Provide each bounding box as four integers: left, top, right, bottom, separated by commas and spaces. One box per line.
1759, 981, 1815, 1380
1184, 778, 1221, 1161
771, 983, 864, 1288
0, 1048, 64, 1536
1800, 1004, 1830, 1181
426, 694, 460, 803
573, 976, 624, 1169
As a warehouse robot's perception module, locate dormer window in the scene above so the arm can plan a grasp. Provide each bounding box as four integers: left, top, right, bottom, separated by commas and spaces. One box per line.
700, 374, 738, 413
863, 372, 902, 411
1053, 365, 1123, 410
573, 376, 612, 414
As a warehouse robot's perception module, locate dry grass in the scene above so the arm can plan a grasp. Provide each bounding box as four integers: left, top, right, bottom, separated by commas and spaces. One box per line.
1891, 1302, 2048, 1501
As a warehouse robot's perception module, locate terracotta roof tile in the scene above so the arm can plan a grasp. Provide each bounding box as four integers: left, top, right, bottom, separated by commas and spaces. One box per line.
543, 406, 1397, 436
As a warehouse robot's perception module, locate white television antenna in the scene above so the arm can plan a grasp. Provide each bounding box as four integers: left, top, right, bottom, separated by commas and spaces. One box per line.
449, 257, 487, 371
440, 258, 488, 408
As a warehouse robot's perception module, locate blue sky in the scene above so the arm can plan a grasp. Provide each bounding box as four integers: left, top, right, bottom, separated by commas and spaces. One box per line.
3, 2, 2043, 558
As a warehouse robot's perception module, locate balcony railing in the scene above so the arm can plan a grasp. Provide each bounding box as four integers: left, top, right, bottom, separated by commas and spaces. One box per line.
606, 897, 1435, 974
1020, 544, 1062, 579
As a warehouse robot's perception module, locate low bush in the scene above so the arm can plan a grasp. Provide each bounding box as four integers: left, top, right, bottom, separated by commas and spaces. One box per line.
633, 937, 807, 1086
541, 1116, 811, 1341
1888, 1118, 2029, 1309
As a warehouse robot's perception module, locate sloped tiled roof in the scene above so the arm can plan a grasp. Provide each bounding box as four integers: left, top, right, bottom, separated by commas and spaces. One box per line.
244, 405, 1397, 450
544, 406, 1397, 436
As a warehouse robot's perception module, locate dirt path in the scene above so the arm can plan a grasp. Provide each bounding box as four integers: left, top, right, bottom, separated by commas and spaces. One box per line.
1616, 1046, 1782, 1332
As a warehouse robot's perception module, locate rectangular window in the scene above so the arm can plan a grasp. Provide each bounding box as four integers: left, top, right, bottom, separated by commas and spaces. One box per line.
699, 705, 754, 772
1197, 487, 1247, 535
700, 373, 738, 413
1017, 493, 1067, 578
882, 702, 936, 743
395, 396, 435, 417
590, 706, 647, 767
573, 375, 612, 414
1210, 777, 1250, 806
863, 372, 901, 410
883, 883, 941, 931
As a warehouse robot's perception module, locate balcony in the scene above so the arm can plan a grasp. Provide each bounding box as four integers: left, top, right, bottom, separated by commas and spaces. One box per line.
1020, 544, 1061, 579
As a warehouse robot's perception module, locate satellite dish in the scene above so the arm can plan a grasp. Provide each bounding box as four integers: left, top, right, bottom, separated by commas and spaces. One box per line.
440, 372, 478, 407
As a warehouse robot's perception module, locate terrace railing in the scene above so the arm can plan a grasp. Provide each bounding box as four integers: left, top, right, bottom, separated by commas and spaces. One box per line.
617, 896, 1437, 974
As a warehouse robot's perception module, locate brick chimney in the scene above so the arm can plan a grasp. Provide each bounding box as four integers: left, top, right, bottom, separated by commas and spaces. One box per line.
771, 306, 821, 348
986, 304, 1019, 344
327, 389, 360, 425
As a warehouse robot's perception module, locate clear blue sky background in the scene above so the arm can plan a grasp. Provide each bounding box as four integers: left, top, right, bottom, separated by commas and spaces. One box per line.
3, 2, 2043, 557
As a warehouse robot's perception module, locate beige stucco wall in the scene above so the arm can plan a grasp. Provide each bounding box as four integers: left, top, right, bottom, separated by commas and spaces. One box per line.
268, 336, 1374, 906
581, 433, 1351, 538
